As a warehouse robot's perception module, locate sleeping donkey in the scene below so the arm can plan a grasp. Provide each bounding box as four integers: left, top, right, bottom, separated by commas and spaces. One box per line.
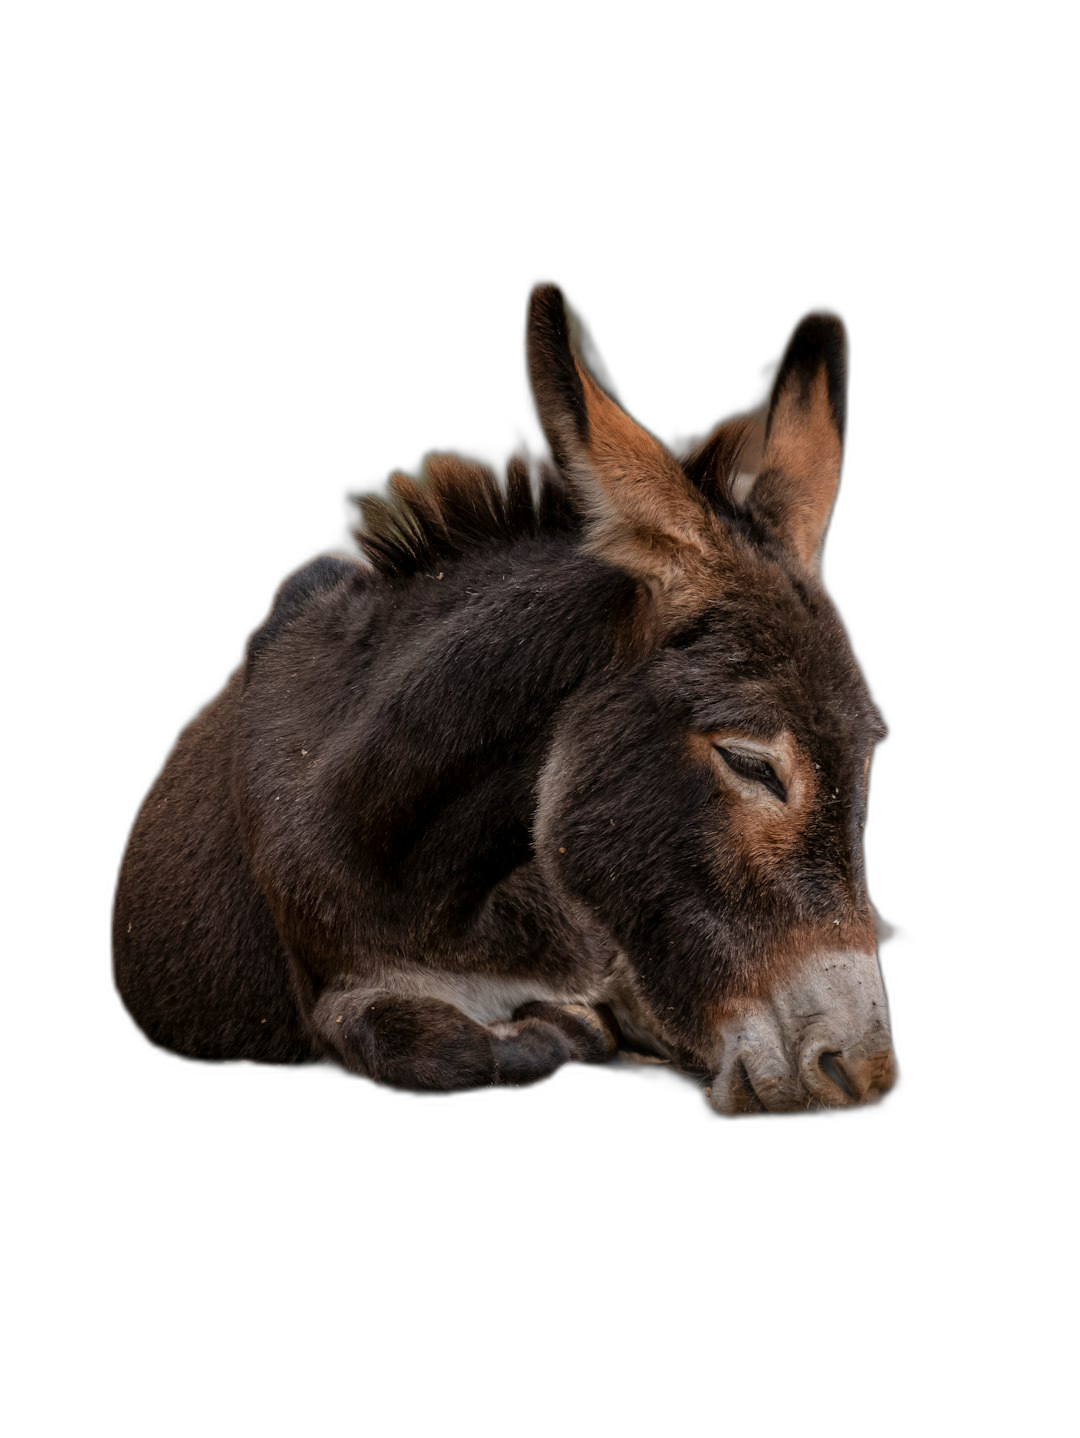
114, 285, 896, 1114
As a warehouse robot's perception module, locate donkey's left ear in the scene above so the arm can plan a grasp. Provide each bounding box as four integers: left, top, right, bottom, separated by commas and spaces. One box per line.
527, 284, 730, 631
750, 314, 848, 571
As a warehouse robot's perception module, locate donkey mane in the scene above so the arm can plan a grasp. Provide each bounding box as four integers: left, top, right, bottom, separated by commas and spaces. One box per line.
352, 454, 582, 578
353, 418, 756, 579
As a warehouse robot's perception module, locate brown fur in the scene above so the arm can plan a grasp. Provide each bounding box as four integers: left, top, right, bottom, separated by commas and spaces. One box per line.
753, 322, 847, 569
681, 412, 763, 505
691, 728, 817, 874
572, 370, 733, 635
113, 285, 893, 1113
527, 285, 744, 639
706, 908, 879, 1016
354, 451, 580, 578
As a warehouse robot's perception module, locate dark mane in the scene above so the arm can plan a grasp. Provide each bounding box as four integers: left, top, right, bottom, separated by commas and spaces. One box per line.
352, 425, 756, 579
352, 454, 583, 578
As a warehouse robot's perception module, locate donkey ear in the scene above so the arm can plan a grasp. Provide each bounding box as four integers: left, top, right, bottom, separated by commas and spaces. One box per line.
557, 293, 624, 402
527, 284, 727, 628
750, 314, 848, 570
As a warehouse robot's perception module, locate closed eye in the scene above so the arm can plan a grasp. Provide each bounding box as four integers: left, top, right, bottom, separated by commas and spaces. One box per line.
714, 745, 787, 803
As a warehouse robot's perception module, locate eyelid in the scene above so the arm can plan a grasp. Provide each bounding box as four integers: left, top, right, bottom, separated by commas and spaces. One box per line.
714, 744, 788, 803
713, 740, 779, 771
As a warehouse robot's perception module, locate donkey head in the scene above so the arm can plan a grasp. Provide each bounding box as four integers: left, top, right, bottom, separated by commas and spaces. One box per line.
530, 286, 896, 1114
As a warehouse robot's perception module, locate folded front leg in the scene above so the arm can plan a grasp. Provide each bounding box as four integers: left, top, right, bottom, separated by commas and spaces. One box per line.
311, 985, 600, 1090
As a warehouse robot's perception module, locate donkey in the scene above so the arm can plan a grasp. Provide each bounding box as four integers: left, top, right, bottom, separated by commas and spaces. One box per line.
113, 285, 896, 1114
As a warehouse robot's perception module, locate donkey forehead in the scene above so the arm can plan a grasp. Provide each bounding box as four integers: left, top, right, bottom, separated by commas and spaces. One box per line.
660, 582, 883, 751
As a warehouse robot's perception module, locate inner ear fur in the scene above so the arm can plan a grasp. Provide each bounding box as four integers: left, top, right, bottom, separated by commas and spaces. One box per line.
749, 313, 848, 571
527, 284, 730, 632
681, 409, 766, 508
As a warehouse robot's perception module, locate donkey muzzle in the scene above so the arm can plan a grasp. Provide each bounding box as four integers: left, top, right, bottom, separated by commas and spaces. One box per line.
705, 949, 896, 1115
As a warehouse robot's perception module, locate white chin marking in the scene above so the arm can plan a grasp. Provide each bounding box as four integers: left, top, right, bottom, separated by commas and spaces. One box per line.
706, 950, 896, 1116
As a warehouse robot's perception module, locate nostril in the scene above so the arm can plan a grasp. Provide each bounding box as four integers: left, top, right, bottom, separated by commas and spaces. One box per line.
818, 1051, 858, 1100
806, 1045, 894, 1105
821, 1048, 897, 1103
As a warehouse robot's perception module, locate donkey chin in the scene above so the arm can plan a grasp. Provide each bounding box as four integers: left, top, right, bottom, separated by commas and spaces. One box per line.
703, 949, 896, 1116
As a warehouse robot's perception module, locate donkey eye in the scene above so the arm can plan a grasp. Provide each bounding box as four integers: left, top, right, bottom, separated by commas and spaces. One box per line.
714, 746, 787, 803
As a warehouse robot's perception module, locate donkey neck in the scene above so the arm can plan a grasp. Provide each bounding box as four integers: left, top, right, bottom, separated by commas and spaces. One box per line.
324, 537, 640, 936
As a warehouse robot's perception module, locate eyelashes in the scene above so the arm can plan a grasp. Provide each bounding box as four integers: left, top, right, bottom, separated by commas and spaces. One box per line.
713, 745, 788, 803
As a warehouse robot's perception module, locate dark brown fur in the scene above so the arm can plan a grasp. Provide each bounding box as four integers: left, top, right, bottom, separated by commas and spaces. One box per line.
114, 285, 888, 1106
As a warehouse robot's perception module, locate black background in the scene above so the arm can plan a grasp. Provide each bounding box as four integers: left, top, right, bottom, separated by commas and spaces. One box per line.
90, 165, 954, 1202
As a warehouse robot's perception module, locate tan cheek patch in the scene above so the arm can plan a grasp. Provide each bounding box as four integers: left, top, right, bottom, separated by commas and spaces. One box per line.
687, 724, 880, 1006
693, 729, 815, 877
687, 729, 876, 1007
734, 745, 813, 876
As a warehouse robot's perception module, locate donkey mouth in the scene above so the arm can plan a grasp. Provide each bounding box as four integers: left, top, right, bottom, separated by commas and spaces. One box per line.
704, 949, 897, 1115
727, 1052, 770, 1115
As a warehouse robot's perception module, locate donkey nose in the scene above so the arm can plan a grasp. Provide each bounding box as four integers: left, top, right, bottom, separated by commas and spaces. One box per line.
808, 1043, 897, 1107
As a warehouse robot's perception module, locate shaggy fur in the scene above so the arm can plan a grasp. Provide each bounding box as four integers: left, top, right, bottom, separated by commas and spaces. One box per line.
113, 285, 892, 1109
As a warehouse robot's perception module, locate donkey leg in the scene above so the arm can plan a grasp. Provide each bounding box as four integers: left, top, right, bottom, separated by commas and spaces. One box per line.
311, 986, 598, 1091
511, 1001, 619, 1063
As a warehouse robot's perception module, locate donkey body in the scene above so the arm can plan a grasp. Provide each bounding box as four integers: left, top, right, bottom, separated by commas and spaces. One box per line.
114, 287, 896, 1113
